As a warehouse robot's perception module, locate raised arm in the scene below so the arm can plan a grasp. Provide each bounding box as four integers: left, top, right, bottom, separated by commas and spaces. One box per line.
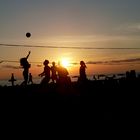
26, 51, 31, 59
38, 71, 45, 77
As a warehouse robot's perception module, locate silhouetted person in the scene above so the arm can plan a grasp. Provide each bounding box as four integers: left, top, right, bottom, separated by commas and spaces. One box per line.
51, 61, 57, 83
20, 51, 31, 85
39, 60, 51, 86
28, 73, 33, 84
9, 73, 16, 86
78, 61, 87, 82
93, 75, 97, 80
57, 62, 71, 85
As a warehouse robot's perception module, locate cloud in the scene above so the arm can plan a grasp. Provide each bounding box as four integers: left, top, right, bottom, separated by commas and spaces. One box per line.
86, 58, 140, 65
110, 58, 140, 63
86, 61, 105, 64
36, 64, 42, 67
2, 65, 20, 69
70, 62, 79, 65
116, 23, 140, 35
1, 58, 140, 69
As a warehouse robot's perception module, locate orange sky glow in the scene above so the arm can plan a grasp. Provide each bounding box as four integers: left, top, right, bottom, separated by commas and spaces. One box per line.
0, 0, 140, 83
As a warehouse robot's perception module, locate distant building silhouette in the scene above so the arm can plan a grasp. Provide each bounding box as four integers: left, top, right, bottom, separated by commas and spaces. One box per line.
130, 70, 136, 79
126, 71, 130, 79
126, 70, 136, 80
138, 74, 140, 79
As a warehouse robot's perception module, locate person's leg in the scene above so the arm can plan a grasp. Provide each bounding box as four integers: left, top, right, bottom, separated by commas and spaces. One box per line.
23, 70, 28, 85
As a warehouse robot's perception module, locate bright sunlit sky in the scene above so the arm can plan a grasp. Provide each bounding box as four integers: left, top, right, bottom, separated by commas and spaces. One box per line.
0, 0, 140, 80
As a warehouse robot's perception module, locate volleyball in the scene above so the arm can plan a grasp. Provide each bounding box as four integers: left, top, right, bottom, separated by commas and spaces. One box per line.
26, 32, 31, 38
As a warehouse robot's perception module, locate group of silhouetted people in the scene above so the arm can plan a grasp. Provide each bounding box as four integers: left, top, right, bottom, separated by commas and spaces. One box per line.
38, 60, 71, 86
18, 51, 88, 86
7, 51, 139, 90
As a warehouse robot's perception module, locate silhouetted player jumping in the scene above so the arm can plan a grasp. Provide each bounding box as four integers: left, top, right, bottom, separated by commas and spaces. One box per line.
20, 51, 31, 85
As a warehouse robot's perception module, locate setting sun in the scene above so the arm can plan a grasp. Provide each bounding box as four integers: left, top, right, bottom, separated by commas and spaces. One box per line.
61, 59, 70, 68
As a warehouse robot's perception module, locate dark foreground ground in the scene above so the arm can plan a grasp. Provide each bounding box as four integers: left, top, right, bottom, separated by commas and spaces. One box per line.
0, 78, 139, 121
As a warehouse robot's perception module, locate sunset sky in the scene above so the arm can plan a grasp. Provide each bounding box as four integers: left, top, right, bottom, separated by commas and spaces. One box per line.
0, 0, 140, 81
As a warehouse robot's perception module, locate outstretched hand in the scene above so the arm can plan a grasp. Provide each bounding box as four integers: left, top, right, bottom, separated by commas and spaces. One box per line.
39, 73, 44, 77
26, 51, 31, 59
38, 73, 42, 77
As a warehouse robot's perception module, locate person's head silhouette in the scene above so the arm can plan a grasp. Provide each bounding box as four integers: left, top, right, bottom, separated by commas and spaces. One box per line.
80, 61, 86, 68
52, 61, 55, 66
43, 60, 49, 66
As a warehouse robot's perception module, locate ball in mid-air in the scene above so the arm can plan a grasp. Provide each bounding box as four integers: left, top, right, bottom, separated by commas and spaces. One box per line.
26, 32, 31, 38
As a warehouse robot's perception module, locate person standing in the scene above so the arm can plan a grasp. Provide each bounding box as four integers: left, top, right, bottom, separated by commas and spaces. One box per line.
78, 61, 87, 82
39, 60, 51, 86
51, 61, 57, 83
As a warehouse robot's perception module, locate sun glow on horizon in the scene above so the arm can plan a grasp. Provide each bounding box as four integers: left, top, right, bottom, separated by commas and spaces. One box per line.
60, 58, 70, 68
